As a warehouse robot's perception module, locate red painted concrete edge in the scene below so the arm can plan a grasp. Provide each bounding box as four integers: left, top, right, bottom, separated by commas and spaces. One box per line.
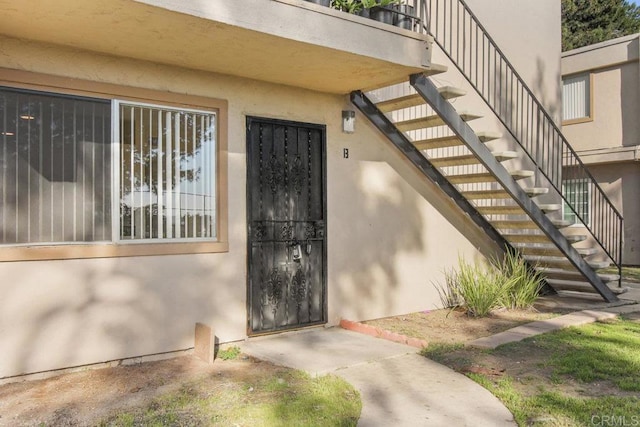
339, 319, 428, 349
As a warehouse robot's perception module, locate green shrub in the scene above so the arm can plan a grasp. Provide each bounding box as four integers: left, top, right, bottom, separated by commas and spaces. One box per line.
458, 257, 511, 317
493, 249, 544, 309
435, 251, 543, 317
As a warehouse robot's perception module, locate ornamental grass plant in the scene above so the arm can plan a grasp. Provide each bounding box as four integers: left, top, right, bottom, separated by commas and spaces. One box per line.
436, 250, 544, 317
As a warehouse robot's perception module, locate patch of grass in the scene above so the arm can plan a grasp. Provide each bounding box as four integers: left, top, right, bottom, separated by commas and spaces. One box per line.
603, 266, 640, 283
425, 318, 640, 426
217, 345, 241, 360
420, 342, 465, 359
471, 373, 640, 426
538, 320, 640, 391
100, 369, 360, 427
421, 343, 474, 369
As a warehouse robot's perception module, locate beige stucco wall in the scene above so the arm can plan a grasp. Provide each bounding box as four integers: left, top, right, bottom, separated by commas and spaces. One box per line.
0, 0, 562, 378
426, 0, 563, 209
0, 36, 490, 378
465, 0, 563, 122
561, 35, 640, 266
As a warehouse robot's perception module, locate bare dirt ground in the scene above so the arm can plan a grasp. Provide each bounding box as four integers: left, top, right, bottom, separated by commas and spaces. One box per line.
363, 306, 573, 345
0, 354, 281, 427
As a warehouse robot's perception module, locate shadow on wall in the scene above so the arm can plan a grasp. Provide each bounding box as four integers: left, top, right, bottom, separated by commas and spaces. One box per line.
329, 51, 571, 323
0, 250, 246, 379
329, 110, 500, 323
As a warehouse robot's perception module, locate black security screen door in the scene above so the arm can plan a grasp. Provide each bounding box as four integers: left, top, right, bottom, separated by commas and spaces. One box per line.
246, 117, 327, 335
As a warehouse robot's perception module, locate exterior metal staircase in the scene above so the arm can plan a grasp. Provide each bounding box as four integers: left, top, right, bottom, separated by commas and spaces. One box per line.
349, 0, 624, 302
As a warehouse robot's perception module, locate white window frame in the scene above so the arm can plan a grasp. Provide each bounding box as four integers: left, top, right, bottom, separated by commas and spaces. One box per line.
112, 99, 218, 245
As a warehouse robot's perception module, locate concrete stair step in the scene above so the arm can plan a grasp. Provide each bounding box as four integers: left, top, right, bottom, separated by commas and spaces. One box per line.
537, 204, 562, 213
476, 131, 502, 142
413, 136, 463, 150
491, 219, 573, 229
377, 93, 425, 113
413, 130, 501, 150
438, 85, 467, 100
503, 233, 587, 244
461, 187, 548, 200
477, 205, 524, 215
448, 169, 533, 184
376, 86, 466, 113
477, 203, 560, 215
538, 267, 620, 283
524, 256, 611, 270
397, 111, 482, 132
431, 151, 517, 167
545, 279, 628, 295
516, 245, 598, 257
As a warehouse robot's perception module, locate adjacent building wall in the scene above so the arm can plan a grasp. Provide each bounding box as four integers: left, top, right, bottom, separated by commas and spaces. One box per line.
562, 34, 640, 265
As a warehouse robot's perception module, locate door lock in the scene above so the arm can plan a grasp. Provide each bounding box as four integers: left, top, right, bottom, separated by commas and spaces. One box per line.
292, 243, 302, 262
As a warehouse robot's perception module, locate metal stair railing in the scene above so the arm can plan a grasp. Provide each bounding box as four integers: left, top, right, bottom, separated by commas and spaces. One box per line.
416, 0, 623, 278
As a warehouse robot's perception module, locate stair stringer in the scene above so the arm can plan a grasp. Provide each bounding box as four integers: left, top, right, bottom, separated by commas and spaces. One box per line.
409, 73, 618, 303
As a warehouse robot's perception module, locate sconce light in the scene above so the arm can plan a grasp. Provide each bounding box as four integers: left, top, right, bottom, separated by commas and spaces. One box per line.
342, 110, 355, 134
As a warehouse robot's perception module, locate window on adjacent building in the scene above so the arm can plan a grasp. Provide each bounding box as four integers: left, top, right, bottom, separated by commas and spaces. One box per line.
562, 178, 591, 226
0, 87, 218, 247
562, 73, 591, 122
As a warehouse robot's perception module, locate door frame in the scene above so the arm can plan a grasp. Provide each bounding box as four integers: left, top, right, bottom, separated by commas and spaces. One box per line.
245, 116, 328, 336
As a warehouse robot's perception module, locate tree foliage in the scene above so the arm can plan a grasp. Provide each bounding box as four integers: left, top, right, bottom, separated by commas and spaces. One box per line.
562, 0, 640, 51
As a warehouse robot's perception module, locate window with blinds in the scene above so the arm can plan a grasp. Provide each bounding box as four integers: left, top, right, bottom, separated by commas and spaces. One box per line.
563, 178, 591, 226
0, 88, 112, 244
562, 73, 591, 122
0, 87, 218, 247
117, 102, 216, 241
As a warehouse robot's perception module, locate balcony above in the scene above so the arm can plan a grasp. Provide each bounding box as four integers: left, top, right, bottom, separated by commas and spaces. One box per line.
0, 0, 434, 94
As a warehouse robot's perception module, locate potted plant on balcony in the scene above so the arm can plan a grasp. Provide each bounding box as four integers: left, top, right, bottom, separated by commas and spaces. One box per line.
331, 0, 364, 14
366, 0, 400, 24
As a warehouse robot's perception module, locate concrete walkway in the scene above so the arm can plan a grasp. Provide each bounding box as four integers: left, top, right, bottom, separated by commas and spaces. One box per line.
240, 328, 515, 426
469, 303, 640, 349
470, 282, 640, 349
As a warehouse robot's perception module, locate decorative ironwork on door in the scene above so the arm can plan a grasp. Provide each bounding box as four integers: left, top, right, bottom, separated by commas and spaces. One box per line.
247, 118, 326, 334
